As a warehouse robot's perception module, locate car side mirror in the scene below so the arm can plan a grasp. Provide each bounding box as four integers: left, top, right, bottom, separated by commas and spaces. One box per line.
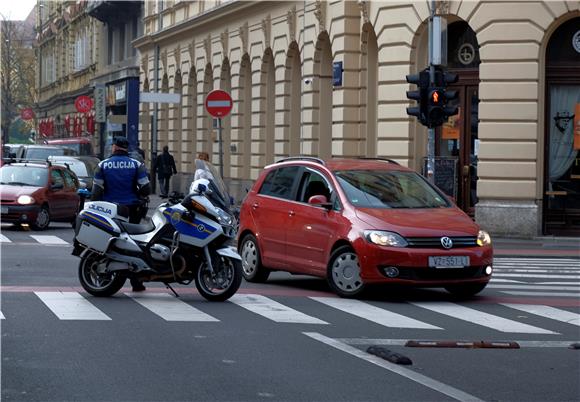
308, 195, 332, 209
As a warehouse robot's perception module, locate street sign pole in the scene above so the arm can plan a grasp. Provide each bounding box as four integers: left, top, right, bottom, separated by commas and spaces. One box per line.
217, 118, 224, 179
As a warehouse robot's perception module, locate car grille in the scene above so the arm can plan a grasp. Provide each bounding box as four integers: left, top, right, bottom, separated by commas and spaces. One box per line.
379, 265, 485, 281
406, 236, 477, 248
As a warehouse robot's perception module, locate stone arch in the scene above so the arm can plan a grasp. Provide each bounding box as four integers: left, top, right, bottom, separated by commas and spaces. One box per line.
284, 41, 301, 156
239, 53, 252, 178
260, 48, 275, 164
361, 22, 378, 157
313, 31, 333, 158
220, 58, 232, 177
202, 63, 213, 157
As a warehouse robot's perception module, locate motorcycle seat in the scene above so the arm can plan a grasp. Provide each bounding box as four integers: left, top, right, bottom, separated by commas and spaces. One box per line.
117, 219, 156, 235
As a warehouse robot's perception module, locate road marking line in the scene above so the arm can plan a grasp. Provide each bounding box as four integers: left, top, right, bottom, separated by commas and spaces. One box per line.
488, 284, 580, 291
29, 235, 69, 245
494, 269, 580, 273
411, 302, 557, 334
502, 304, 580, 327
0, 234, 11, 243
310, 297, 441, 329
0, 311, 4, 319
336, 338, 580, 348
501, 291, 580, 297
304, 332, 484, 402
125, 292, 219, 322
494, 258, 580, 263
493, 274, 580, 279
229, 294, 328, 324
35, 291, 111, 320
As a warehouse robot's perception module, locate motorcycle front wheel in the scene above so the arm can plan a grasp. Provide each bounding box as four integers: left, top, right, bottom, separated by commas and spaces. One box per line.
195, 255, 242, 301
78, 251, 126, 297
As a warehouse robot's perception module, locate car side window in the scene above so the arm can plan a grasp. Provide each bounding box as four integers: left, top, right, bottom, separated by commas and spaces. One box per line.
300, 171, 331, 203
258, 166, 300, 200
61, 169, 77, 189
50, 169, 65, 188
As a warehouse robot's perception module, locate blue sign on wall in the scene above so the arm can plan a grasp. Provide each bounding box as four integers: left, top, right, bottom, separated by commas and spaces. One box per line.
333, 61, 343, 87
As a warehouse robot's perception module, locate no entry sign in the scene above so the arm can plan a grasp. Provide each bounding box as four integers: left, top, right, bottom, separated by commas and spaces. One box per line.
75, 95, 93, 113
205, 89, 233, 118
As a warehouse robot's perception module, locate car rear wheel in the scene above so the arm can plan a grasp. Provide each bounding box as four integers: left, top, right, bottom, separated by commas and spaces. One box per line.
32, 205, 50, 231
239, 234, 270, 282
327, 246, 365, 298
445, 282, 487, 298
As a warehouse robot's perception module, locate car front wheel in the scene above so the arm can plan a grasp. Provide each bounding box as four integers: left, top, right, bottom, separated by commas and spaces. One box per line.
327, 246, 365, 298
239, 234, 270, 282
32, 205, 50, 230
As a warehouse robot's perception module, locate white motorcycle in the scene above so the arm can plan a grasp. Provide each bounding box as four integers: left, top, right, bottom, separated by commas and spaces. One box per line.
72, 160, 242, 301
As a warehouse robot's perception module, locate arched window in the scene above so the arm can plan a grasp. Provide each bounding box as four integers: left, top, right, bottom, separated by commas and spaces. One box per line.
361, 24, 378, 157
314, 32, 333, 158
261, 49, 275, 164
285, 42, 301, 156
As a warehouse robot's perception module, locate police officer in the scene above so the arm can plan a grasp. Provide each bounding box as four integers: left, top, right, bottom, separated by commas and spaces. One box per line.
92, 136, 151, 291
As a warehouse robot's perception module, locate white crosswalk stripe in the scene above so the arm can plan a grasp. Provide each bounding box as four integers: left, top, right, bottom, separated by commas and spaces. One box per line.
35, 291, 111, 320
29, 235, 69, 245
411, 301, 557, 334
229, 294, 328, 324
0, 234, 12, 243
501, 304, 580, 327
126, 292, 219, 322
0, 311, 5, 319
310, 297, 441, 329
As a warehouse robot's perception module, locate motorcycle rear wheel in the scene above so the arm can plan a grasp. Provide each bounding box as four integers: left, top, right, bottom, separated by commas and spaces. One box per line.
78, 251, 126, 297
195, 255, 242, 301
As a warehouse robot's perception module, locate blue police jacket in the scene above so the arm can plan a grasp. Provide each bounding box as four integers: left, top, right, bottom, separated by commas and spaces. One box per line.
93, 153, 149, 205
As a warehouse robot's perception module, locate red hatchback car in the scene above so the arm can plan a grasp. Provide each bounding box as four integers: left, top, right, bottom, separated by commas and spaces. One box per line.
238, 157, 493, 298
0, 162, 81, 230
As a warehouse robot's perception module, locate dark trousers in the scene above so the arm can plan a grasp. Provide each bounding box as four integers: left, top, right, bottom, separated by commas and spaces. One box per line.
158, 174, 171, 196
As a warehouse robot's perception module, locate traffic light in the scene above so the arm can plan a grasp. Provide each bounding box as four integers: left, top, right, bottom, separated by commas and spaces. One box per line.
405, 68, 430, 126
438, 69, 459, 122
427, 88, 446, 127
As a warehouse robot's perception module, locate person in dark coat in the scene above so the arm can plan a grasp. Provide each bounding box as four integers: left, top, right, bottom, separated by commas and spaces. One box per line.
155, 145, 177, 198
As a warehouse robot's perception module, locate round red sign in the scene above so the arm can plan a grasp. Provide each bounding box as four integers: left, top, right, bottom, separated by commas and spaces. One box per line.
75, 95, 93, 113
21, 108, 35, 120
205, 89, 233, 118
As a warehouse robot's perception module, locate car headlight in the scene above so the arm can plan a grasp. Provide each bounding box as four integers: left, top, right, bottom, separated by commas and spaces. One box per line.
215, 207, 233, 226
364, 230, 408, 247
477, 230, 492, 246
17, 195, 35, 205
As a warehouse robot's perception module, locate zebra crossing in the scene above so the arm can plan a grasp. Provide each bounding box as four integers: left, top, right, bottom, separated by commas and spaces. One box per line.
491, 257, 580, 298
1, 291, 578, 336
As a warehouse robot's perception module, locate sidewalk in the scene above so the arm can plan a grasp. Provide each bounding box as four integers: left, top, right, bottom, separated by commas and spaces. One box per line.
147, 194, 580, 259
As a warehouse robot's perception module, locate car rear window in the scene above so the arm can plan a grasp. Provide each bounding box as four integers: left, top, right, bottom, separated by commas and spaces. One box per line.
258, 166, 300, 200
335, 170, 450, 209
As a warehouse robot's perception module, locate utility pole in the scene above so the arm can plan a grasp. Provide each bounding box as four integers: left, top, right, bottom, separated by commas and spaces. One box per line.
426, 0, 437, 184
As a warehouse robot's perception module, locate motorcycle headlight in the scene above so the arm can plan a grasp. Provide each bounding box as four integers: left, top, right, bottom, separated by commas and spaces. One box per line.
215, 207, 233, 226
364, 230, 408, 247
477, 230, 492, 247
17, 195, 35, 205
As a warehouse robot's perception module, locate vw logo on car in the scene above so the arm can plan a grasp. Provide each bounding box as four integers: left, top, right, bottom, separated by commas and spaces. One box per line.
440, 236, 453, 249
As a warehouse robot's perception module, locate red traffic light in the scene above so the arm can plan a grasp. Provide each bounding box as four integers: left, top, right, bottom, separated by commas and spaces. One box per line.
432, 91, 440, 103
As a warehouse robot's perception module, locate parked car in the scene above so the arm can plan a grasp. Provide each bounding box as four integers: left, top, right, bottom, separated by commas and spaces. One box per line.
48, 155, 100, 191
0, 161, 81, 230
237, 157, 493, 298
16, 145, 78, 161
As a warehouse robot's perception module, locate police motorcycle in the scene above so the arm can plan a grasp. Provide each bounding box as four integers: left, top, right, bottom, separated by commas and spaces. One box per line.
72, 159, 242, 301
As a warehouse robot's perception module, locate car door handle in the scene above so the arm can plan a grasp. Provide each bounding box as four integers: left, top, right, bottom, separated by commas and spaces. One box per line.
288, 211, 295, 217
252, 203, 259, 210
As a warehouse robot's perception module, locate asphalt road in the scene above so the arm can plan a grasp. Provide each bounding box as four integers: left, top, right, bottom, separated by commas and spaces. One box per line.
1, 223, 579, 402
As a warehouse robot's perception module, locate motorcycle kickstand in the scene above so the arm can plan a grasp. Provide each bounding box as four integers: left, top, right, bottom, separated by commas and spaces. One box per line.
164, 282, 180, 298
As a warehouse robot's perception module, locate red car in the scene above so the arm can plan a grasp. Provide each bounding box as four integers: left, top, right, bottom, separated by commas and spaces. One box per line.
0, 162, 81, 230
238, 157, 493, 298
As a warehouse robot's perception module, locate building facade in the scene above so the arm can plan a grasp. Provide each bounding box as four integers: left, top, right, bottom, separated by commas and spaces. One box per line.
35, 0, 100, 144
134, 0, 580, 238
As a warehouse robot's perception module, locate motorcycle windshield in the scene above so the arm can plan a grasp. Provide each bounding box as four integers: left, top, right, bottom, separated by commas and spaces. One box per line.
193, 159, 231, 211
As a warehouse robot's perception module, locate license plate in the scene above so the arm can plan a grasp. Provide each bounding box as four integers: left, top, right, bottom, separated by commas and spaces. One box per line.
0, 206, 7, 214
429, 256, 470, 268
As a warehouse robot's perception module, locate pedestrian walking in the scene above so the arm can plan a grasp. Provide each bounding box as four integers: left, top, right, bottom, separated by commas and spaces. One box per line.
92, 136, 151, 291
155, 145, 177, 198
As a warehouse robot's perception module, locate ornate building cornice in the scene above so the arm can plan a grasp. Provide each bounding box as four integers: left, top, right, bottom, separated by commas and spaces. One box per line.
314, 1, 326, 32
261, 15, 271, 49
287, 7, 297, 43
239, 22, 249, 55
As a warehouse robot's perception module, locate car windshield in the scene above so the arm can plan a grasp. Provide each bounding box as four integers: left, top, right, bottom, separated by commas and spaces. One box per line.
26, 148, 68, 160
0, 166, 48, 187
335, 170, 450, 209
